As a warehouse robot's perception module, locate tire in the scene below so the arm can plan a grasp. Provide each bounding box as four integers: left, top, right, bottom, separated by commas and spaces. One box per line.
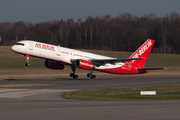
91, 75, 96, 79
73, 75, 78, 79
87, 73, 90, 77
70, 73, 74, 77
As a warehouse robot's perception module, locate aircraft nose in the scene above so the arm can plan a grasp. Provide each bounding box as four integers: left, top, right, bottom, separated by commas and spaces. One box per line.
11, 45, 16, 52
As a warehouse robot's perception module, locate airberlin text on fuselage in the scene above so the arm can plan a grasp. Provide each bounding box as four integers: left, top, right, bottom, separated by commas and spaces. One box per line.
35, 43, 55, 51
133, 40, 152, 58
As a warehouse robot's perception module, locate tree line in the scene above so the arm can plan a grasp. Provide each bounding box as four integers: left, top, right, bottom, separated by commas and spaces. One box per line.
0, 12, 180, 54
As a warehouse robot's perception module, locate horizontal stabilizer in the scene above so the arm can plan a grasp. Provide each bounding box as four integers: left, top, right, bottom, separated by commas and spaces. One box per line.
137, 67, 167, 71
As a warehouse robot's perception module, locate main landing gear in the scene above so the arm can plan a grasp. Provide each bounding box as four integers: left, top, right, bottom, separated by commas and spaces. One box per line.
25, 55, 30, 67
87, 70, 96, 79
69, 66, 96, 79
70, 66, 78, 79
70, 73, 78, 79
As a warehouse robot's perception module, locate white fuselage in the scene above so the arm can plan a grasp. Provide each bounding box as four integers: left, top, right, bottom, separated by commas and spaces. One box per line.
11, 40, 124, 69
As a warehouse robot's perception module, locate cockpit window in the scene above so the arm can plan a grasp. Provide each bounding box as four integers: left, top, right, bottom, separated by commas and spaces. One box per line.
15, 43, 24, 46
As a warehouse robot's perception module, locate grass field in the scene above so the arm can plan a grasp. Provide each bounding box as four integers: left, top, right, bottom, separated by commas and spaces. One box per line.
64, 84, 180, 101
0, 46, 180, 80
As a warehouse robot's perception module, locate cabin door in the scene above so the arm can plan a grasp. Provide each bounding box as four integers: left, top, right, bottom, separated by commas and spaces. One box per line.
29, 42, 33, 50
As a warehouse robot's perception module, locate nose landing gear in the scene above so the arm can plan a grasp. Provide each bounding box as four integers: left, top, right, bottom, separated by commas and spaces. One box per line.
25, 55, 30, 67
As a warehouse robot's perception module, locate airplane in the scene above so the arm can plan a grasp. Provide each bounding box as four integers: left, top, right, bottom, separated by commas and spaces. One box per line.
11, 39, 165, 79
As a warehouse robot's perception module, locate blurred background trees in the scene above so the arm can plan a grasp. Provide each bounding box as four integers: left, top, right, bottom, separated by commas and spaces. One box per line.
0, 12, 180, 54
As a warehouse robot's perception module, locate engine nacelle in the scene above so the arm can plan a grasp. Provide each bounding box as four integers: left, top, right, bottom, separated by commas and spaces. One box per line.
75, 59, 94, 70
44, 60, 64, 70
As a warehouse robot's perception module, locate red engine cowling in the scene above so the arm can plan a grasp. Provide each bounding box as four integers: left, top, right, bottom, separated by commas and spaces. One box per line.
44, 60, 64, 70
75, 59, 94, 70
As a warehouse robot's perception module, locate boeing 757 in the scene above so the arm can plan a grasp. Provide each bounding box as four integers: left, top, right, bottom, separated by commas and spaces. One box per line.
11, 39, 165, 79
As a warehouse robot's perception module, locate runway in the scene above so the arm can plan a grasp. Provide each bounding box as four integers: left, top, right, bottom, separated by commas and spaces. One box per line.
0, 76, 180, 120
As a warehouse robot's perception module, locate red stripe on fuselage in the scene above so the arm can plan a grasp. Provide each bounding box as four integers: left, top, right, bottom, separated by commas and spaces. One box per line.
95, 66, 150, 74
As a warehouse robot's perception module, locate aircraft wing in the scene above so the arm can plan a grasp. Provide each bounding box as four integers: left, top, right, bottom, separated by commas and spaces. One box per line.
137, 67, 167, 70
90, 58, 144, 67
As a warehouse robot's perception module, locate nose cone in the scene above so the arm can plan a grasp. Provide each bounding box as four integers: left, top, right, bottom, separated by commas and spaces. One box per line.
11, 45, 19, 53
11, 45, 15, 52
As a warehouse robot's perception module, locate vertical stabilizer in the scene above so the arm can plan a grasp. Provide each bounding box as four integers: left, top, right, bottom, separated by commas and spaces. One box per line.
128, 39, 155, 67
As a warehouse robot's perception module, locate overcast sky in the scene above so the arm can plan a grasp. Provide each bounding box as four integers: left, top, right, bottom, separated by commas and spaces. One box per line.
0, 0, 180, 23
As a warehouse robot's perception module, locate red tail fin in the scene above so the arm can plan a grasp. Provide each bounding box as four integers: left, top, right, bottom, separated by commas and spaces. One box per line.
128, 39, 155, 67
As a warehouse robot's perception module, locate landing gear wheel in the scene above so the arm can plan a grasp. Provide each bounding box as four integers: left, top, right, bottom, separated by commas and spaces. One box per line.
70, 66, 78, 79
87, 73, 90, 77
70, 73, 78, 79
87, 73, 96, 79
73, 75, 78, 79
70, 73, 74, 77
91, 75, 96, 79
25, 63, 30, 66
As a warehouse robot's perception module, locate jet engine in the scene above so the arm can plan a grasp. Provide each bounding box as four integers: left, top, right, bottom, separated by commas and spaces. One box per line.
75, 59, 94, 70
44, 59, 64, 69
